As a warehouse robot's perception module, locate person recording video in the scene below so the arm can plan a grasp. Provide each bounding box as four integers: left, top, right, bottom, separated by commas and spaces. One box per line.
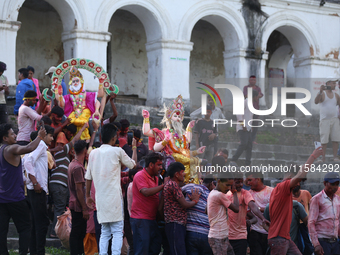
314, 76, 340, 162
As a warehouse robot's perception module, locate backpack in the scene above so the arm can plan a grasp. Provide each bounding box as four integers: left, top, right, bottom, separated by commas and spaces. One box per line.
293, 205, 314, 255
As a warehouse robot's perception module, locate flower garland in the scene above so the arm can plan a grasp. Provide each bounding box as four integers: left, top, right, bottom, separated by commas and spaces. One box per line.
70, 93, 85, 118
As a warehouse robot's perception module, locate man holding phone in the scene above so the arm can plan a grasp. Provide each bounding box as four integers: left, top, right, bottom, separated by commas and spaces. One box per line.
314, 76, 340, 162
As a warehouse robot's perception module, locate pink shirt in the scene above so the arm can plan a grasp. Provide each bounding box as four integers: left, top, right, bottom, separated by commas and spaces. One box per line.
308, 189, 340, 248
17, 105, 42, 142
130, 169, 159, 220
207, 190, 232, 239
228, 189, 254, 240
127, 182, 133, 215
249, 186, 273, 234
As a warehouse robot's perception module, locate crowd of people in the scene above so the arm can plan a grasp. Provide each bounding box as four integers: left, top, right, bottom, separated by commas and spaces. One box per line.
1, 61, 340, 255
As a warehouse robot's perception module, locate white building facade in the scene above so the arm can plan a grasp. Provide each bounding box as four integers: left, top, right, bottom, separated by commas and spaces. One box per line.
1, 0, 340, 116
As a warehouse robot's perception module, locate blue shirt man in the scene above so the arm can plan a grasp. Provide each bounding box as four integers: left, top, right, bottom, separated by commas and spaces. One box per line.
14, 74, 36, 115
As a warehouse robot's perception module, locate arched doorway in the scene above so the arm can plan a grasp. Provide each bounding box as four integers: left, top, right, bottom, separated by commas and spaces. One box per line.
189, 20, 225, 112
107, 10, 148, 104
262, 15, 318, 117
16, 0, 64, 90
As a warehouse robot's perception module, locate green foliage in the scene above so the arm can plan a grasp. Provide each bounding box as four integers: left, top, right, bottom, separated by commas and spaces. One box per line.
256, 131, 280, 144
45, 247, 70, 255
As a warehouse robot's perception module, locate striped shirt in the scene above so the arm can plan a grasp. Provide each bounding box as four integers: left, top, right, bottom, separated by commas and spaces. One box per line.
50, 143, 72, 187
182, 184, 210, 235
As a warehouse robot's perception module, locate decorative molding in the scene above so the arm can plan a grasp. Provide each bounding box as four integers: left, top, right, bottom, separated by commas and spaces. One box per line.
145, 40, 193, 52
61, 30, 112, 43
0, 20, 21, 31
294, 56, 340, 68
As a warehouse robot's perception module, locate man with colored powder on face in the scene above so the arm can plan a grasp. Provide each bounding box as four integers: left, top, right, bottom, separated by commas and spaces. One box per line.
309, 171, 340, 255
207, 174, 239, 255
267, 146, 323, 255
227, 172, 270, 255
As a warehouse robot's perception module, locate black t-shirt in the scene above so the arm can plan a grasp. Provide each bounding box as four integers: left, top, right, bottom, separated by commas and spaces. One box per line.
195, 119, 217, 146
122, 143, 149, 162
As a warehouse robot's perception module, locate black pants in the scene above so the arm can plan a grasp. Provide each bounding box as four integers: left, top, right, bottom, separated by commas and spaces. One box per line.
165, 222, 186, 255
49, 183, 69, 235
70, 210, 87, 255
0, 104, 7, 124
231, 130, 253, 165
248, 230, 268, 255
27, 190, 50, 255
251, 115, 260, 142
0, 200, 31, 255
230, 239, 248, 255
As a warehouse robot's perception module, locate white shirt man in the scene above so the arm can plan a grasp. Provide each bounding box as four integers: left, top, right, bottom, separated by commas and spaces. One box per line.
86, 144, 136, 254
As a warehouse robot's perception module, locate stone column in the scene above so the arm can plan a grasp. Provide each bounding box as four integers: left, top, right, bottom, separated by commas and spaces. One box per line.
0, 20, 21, 86
61, 30, 111, 90
145, 40, 193, 108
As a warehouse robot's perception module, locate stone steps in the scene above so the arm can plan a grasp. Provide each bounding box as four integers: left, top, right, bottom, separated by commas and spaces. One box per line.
6, 222, 63, 250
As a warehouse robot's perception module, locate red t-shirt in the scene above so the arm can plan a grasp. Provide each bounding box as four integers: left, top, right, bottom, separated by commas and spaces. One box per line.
130, 169, 159, 220
268, 179, 293, 240
68, 159, 86, 212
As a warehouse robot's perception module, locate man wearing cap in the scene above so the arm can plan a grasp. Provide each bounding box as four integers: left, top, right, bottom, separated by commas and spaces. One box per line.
0, 62, 9, 123
46, 66, 67, 96
308, 172, 340, 255
315, 77, 340, 162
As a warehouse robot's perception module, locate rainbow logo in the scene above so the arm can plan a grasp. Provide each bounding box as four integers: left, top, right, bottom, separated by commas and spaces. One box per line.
196, 82, 222, 106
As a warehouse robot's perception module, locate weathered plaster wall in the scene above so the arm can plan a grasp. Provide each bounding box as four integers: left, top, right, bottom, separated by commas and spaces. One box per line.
189, 20, 225, 112
108, 10, 148, 99
16, 5, 63, 90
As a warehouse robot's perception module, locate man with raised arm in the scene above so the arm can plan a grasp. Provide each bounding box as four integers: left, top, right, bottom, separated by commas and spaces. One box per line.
0, 123, 46, 255
267, 147, 323, 255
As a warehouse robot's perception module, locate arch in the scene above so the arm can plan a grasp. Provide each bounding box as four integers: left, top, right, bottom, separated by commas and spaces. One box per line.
268, 45, 293, 69
1, 0, 84, 31
261, 12, 319, 59
179, 2, 248, 51
94, 0, 172, 42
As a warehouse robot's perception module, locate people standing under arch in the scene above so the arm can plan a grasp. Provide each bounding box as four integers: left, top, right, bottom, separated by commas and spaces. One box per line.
0, 62, 9, 123
26, 66, 41, 108
14, 68, 36, 115
243, 75, 263, 143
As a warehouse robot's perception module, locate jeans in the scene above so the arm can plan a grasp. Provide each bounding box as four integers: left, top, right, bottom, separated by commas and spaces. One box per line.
27, 190, 50, 255
248, 230, 268, 255
231, 130, 253, 166
0, 200, 31, 255
319, 239, 340, 255
100, 220, 124, 255
268, 237, 302, 255
185, 231, 212, 255
49, 183, 69, 235
69, 210, 87, 255
165, 222, 187, 255
229, 239, 247, 255
0, 104, 8, 124
130, 218, 161, 255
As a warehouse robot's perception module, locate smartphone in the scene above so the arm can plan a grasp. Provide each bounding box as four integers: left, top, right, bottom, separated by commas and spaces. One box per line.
127, 130, 134, 146
326, 85, 332, 90
314, 141, 321, 149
